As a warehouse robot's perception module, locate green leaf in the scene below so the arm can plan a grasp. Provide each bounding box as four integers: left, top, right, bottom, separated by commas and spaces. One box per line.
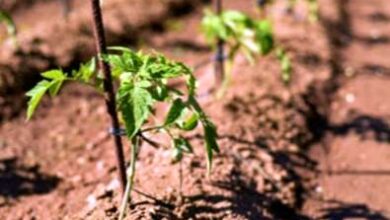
201, 9, 227, 43
42, 70, 65, 80
26, 80, 51, 120
41, 70, 66, 97
164, 98, 186, 126
118, 84, 153, 139
144, 56, 191, 79
74, 58, 96, 83
255, 20, 274, 55
104, 49, 142, 79
26, 69, 69, 119
48, 80, 64, 97
202, 120, 220, 173
188, 96, 219, 173
181, 113, 199, 131
150, 82, 168, 101
137, 80, 152, 88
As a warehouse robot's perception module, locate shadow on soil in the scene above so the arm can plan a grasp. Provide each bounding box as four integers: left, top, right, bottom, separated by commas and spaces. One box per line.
329, 114, 390, 143
361, 64, 390, 77
299, 1, 390, 218
295, 0, 354, 159
179, 96, 318, 219
316, 200, 389, 220
325, 169, 390, 176
304, 0, 390, 146
183, 169, 311, 220
133, 166, 312, 220
0, 157, 60, 199
368, 11, 390, 23
355, 35, 390, 46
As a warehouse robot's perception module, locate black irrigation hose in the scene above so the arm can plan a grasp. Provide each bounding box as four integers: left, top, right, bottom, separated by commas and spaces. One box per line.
90, 0, 127, 194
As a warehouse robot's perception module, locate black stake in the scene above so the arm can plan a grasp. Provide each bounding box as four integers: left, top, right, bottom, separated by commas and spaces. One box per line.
215, 0, 225, 88
90, 0, 127, 193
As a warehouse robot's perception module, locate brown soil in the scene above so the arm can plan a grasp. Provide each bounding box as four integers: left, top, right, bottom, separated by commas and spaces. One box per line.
0, 0, 389, 219
303, 0, 390, 218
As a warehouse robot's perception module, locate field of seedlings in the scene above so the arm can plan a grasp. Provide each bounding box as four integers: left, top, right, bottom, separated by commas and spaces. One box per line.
0, 0, 389, 219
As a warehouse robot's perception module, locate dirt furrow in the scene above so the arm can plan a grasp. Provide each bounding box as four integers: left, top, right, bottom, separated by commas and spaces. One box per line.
304, 0, 390, 218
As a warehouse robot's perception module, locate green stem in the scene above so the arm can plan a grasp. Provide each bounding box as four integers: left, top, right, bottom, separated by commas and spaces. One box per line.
118, 136, 139, 220
141, 125, 164, 133
216, 58, 233, 99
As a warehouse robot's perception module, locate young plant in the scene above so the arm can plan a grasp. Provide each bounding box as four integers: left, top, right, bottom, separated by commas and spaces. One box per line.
28, 1, 219, 218
201, 9, 275, 96
0, 9, 17, 48
26, 48, 220, 219
276, 47, 292, 84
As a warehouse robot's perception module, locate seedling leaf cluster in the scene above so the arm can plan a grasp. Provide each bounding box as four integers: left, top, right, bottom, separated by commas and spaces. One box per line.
27, 47, 219, 168
26, 48, 220, 218
202, 9, 274, 64
201, 8, 292, 94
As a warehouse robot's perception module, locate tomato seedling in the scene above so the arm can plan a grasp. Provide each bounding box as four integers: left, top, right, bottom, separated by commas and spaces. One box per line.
27, 1, 220, 218
201, 9, 275, 96
26, 48, 220, 219
276, 47, 292, 84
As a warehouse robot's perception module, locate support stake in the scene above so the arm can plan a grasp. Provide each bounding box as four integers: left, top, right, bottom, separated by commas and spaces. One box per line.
90, 0, 127, 193
214, 0, 225, 88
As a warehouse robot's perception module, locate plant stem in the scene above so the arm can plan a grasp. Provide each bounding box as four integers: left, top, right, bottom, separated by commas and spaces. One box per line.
141, 125, 164, 133
216, 44, 238, 99
118, 137, 139, 220
90, 0, 127, 193
214, 0, 225, 88
216, 58, 233, 99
